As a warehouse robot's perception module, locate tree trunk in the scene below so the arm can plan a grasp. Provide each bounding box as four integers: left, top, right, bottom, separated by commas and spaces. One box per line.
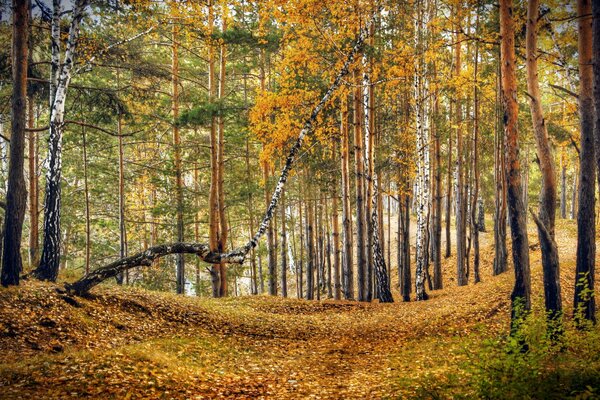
217, 11, 229, 297
1, 0, 29, 286
340, 96, 354, 300
306, 189, 315, 300
280, 189, 287, 297
401, 194, 411, 302
560, 153, 567, 219
208, 0, 221, 297
332, 140, 341, 300
116, 110, 127, 286
28, 97, 38, 268
574, 0, 596, 325
298, 195, 304, 298
526, 0, 562, 325
493, 54, 508, 276
354, 68, 367, 302
471, 10, 481, 284
500, 0, 532, 333
82, 125, 90, 275
35, 0, 88, 282
432, 72, 442, 290
172, 16, 185, 295
414, 0, 430, 301
371, 173, 394, 302
454, 5, 466, 286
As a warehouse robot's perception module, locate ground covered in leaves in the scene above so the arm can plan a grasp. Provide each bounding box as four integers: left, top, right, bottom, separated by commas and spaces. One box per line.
0, 220, 599, 399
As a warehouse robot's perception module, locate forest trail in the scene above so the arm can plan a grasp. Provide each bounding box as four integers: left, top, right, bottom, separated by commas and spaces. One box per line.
0, 219, 595, 399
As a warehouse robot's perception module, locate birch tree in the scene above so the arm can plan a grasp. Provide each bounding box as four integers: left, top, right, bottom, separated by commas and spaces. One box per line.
34, 0, 89, 282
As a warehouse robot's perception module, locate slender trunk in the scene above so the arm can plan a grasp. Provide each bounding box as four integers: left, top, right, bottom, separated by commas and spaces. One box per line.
245, 138, 258, 295
116, 112, 127, 285
340, 97, 354, 300
493, 52, 508, 276
354, 68, 367, 302
172, 17, 185, 295
28, 97, 38, 268
574, 0, 596, 325
217, 12, 228, 297
332, 149, 341, 299
454, 6, 466, 286
325, 196, 333, 298
280, 189, 287, 297
560, 153, 567, 219
1, 0, 29, 286
571, 167, 578, 220
82, 125, 90, 275
306, 187, 315, 300
402, 195, 411, 301
208, 0, 220, 297
500, 0, 532, 332
298, 196, 304, 298
471, 10, 481, 284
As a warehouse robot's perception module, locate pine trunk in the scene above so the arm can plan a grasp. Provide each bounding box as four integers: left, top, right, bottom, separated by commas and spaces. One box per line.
574, 0, 596, 325
500, 0, 532, 332
526, 0, 562, 324
1, 0, 29, 286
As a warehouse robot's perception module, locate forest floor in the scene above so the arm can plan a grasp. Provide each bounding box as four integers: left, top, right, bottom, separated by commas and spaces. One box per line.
0, 219, 599, 399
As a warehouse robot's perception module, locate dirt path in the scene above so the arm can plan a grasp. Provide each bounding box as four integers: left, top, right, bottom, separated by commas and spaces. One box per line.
0, 219, 596, 399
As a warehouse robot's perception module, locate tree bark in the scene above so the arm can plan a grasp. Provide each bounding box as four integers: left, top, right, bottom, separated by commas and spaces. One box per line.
454, 4, 467, 286
28, 97, 38, 268
493, 48, 508, 276
332, 178, 341, 300
172, 14, 185, 295
280, 189, 287, 297
82, 125, 90, 275
340, 96, 354, 300
35, 0, 88, 281
526, 0, 562, 324
1, 0, 29, 286
500, 0, 532, 332
574, 0, 596, 325
208, 0, 221, 297
354, 68, 367, 302
471, 20, 481, 285
217, 11, 229, 297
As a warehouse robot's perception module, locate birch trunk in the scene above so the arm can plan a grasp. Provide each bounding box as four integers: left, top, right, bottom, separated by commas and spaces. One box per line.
35, 0, 88, 281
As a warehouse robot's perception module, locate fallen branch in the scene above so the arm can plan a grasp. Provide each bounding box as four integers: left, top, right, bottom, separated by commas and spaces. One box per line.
67, 11, 376, 295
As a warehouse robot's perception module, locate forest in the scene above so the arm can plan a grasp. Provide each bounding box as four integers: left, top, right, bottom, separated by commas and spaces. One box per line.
0, 0, 599, 398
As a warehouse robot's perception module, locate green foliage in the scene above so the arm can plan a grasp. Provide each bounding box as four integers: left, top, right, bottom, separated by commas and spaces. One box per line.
461, 315, 600, 399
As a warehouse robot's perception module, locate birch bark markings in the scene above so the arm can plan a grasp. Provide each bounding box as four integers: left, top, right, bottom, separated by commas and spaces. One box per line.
454, 4, 467, 287
414, 0, 430, 301
35, 0, 89, 281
